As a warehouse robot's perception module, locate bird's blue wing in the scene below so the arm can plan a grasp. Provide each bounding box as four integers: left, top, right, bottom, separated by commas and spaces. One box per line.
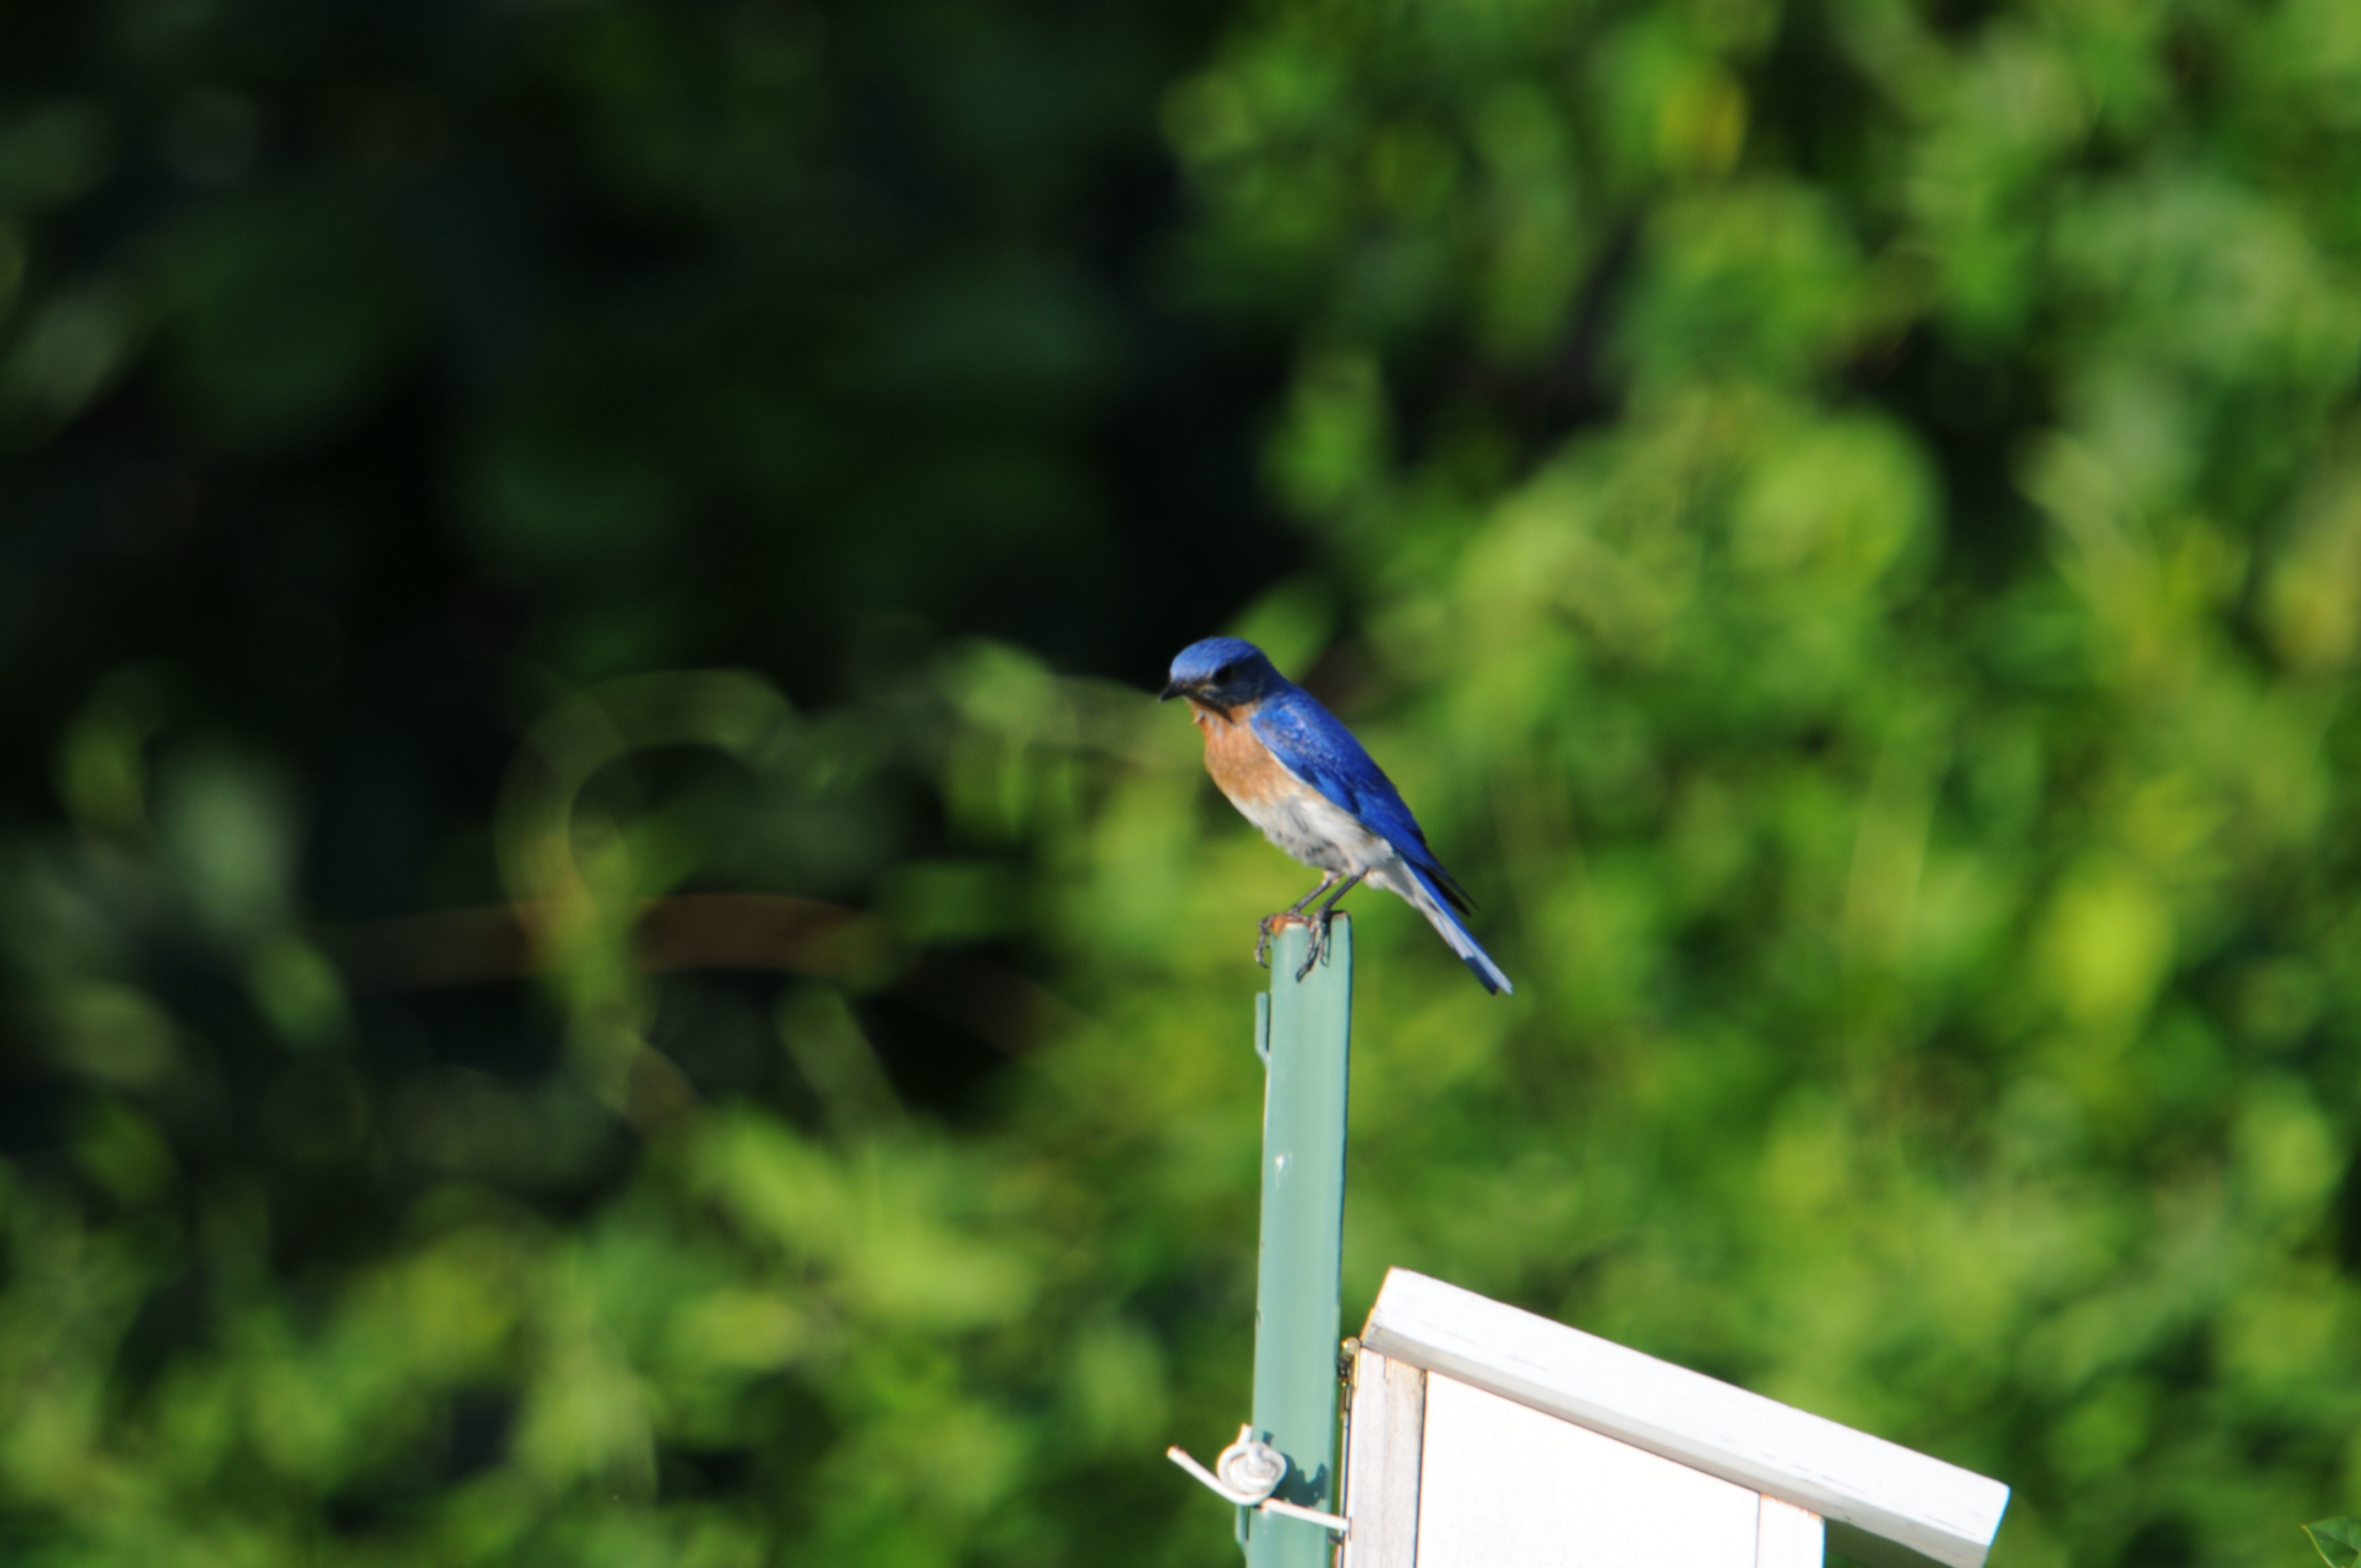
1249, 691, 1473, 913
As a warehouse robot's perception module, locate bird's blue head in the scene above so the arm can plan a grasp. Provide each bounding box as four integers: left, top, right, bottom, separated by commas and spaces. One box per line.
1160, 637, 1286, 713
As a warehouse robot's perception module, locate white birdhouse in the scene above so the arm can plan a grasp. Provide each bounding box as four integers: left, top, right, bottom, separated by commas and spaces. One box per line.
1343, 1271, 2010, 1568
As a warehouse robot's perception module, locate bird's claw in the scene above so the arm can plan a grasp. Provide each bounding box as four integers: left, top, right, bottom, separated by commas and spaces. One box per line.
1256, 909, 1323, 972
1259, 877, 1341, 969
1292, 913, 1330, 982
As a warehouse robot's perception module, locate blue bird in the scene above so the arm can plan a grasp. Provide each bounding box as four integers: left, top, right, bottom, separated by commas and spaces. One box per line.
1160, 637, 1512, 994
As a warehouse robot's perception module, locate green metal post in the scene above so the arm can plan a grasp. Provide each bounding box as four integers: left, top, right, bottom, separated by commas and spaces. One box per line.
1243, 916, 1351, 1567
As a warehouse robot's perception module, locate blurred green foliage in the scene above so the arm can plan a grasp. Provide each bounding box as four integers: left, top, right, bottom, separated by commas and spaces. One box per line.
7, 0, 2361, 1566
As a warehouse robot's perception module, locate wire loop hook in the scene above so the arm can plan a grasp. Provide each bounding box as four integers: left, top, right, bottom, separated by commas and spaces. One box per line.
1166, 1425, 1350, 1536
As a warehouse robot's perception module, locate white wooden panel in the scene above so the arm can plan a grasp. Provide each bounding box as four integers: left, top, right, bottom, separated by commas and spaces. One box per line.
1415, 1373, 1761, 1568
1758, 1496, 1824, 1568
1364, 1271, 2006, 1568
1344, 1349, 1425, 1568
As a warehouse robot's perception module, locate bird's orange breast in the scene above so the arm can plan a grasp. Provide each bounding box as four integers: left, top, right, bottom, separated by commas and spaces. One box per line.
1191, 700, 1294, 807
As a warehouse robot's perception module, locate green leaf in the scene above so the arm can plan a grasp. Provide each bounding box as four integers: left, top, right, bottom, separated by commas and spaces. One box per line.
2303, 1519, 2361, 1568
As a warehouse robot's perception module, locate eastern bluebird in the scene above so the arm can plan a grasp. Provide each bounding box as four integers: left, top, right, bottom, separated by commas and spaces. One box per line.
1160, 636, 1512, 994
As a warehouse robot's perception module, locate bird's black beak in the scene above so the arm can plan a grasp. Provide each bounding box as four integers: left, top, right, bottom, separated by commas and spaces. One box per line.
1158, 679, 1187, 702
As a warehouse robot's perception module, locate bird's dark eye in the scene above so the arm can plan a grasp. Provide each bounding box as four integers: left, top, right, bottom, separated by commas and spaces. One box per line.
1212, 662, 1236, 683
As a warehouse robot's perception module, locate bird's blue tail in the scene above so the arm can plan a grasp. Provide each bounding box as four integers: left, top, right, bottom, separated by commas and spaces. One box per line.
1401, 867, 1513, 995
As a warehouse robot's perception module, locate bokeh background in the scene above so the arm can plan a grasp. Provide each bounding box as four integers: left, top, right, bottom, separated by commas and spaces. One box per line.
6, 1, 2361, 1565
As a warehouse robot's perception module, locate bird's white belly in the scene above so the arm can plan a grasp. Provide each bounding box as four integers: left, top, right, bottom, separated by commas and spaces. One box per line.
1236, 781, 1398, 878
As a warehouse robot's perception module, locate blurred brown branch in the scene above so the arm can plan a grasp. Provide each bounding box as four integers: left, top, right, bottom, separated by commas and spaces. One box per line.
323, 893, 878, 991
320, 892, 1071, 1054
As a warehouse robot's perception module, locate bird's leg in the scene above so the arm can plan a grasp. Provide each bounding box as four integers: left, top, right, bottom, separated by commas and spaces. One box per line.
1293, 871, 1367, 981
1256, 874, 1337, 967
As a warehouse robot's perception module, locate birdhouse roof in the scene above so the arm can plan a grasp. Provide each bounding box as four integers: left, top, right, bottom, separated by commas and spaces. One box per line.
1360, 1270, 2010, 1568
